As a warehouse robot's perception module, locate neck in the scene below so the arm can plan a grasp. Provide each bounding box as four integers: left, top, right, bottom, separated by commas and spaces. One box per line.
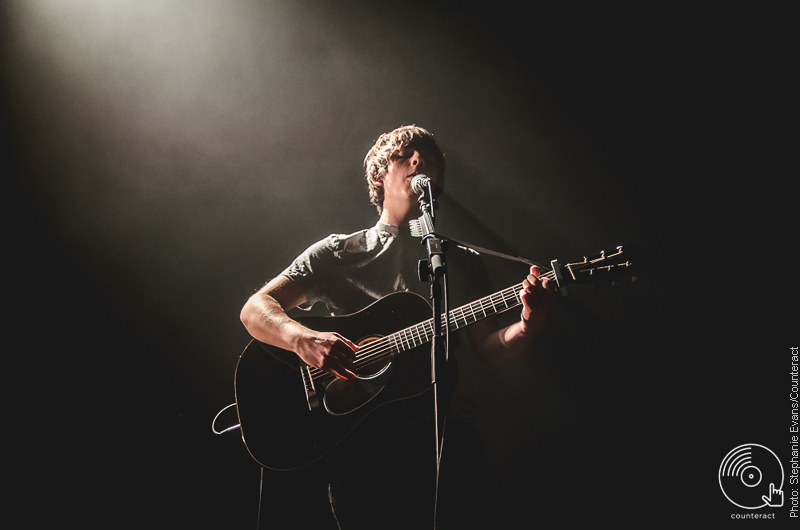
378, 205, 420, 228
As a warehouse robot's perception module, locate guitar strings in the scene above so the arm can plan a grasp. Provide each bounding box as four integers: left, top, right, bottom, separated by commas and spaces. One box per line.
306, 272, 558, 382
307, 270, 559, 381
307, 273, 556, 381
307, 284, 519, 379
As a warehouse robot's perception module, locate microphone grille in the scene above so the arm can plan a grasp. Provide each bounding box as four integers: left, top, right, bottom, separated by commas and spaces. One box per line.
410, 174, 429, 194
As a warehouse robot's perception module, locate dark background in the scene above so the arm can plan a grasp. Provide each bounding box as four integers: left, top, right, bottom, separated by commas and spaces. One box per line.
4, 1, 794, 527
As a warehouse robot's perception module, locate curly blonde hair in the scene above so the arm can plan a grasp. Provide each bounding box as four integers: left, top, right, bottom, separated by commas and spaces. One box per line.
363, 125, 445, 213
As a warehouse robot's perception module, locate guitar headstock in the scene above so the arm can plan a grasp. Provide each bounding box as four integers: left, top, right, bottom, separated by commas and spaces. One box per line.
554, 246, 643, 287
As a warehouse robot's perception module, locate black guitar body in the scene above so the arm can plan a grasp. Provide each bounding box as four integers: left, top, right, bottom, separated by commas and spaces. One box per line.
234, 291, 435, 471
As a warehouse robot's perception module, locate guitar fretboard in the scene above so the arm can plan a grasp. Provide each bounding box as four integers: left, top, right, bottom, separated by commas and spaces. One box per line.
390, 282, 525, 353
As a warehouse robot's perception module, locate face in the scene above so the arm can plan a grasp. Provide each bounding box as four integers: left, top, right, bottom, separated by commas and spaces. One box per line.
379, 145, 442, 222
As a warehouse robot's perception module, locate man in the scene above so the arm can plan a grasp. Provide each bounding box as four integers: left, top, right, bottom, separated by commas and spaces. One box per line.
240, 125, 558, 528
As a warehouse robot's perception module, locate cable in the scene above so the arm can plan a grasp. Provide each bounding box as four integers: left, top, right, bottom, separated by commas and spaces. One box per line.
211, 403, 240, 435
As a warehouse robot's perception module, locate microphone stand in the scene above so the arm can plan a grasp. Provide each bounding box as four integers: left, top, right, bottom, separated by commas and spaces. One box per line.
410, 180, 448, 529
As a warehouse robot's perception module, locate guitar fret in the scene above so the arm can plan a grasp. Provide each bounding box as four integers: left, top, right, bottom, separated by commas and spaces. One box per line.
411, 324, 423, 346
421, 322, 432, 342
511, 288, 522, 305
488, 295, 497, 313
492, 294, 504, 310
468, 305, 478, 323
465, 305, 475, 324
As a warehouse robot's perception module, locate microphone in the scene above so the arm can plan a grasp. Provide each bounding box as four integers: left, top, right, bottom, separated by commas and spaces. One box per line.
410, 174, 430, 195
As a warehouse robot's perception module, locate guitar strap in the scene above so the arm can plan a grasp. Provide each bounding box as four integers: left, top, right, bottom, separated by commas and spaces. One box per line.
443, 236, 548, 270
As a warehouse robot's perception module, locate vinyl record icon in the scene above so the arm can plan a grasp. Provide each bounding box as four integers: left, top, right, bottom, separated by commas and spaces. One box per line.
719, 444, 784, 509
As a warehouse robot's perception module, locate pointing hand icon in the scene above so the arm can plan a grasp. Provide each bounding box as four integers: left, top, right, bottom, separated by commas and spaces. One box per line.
761, 483, 783, 507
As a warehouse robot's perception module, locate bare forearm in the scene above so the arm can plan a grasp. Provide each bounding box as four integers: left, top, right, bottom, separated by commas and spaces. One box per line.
240, 277, 358, 379
240, 292, 308, 352
474, 320, 535, 365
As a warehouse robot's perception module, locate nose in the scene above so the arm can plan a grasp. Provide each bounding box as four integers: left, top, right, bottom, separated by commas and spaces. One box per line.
411, 150, 424, 170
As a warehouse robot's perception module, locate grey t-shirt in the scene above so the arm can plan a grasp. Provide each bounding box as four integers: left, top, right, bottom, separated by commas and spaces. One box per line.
282, 221, 491, 316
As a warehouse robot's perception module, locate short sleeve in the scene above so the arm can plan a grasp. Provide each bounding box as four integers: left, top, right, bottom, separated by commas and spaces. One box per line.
280, 235, 341, 309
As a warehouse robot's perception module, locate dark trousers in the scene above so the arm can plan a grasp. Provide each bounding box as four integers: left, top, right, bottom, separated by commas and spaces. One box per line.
257, 415, 489, 529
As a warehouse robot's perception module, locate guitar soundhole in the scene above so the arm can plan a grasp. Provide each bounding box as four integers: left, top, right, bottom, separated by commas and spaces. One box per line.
355, 335, 391, 377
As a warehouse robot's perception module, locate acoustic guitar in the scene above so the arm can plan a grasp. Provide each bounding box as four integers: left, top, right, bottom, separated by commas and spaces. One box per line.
234, 246, 639, 470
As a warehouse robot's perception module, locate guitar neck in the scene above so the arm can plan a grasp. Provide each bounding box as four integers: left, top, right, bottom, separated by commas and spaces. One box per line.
391, 281, 526, 353
308, 246, 637, 381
